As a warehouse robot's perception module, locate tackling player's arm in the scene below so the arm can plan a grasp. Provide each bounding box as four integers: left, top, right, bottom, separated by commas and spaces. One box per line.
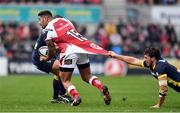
151, 74, 168, 108
109, 51, 143, 67
40, 39, 56, 61
46, 39, 56, 60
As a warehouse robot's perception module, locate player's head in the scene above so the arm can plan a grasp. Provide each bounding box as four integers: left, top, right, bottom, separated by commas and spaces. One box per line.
38, 10, 53, 29
144, 47, 161, 66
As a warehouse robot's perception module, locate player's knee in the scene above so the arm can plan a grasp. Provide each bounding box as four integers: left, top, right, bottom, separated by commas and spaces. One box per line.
59, 70, 72, 81
60, 77, 70, 83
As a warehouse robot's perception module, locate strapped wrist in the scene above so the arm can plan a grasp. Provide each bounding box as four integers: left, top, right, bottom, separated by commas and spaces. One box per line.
159, 92, 166, 97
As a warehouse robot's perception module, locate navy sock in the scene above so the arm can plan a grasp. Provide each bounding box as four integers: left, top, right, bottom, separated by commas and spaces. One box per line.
58, 79, 66, 96
53, 79, 60, 99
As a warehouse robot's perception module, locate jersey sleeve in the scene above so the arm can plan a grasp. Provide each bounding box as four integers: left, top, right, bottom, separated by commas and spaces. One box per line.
46, 29, 57, 40
44, 22, 58, 40
142, 60, 149, 68
156, 63, 167, 79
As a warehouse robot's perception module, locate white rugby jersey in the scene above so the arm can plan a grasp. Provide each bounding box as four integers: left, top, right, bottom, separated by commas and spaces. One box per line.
44, 18, 109, 56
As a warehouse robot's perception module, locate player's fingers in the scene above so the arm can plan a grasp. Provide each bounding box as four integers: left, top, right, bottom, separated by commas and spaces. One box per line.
108, 51, 115, 57
108, 51, 113, 57
40, 56, 46, 61
39, 57, 43, 61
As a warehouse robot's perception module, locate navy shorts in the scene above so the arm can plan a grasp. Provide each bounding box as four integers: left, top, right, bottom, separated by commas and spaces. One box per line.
35, 59, 56, 73
33, 58, 56, 73
37, 60, 55, 73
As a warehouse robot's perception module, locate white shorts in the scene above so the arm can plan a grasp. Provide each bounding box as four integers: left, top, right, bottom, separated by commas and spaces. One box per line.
59, 53, 89, 71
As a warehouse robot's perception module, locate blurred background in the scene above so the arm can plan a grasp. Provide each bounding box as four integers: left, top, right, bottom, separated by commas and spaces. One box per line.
0, 0, 179, 76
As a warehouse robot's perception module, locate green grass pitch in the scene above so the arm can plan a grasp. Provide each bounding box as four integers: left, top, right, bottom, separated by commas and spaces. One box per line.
0, 75, 179, 112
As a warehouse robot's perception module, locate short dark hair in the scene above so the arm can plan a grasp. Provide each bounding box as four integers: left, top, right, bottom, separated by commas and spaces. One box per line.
144, 47, 161, 60
38, 10, 53, 17
54, 15, 63, 18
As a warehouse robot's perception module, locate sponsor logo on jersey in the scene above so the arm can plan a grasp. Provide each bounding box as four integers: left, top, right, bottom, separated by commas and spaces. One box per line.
64, 59, 72, 65
90, 43, 103, 50
56, 23, 70, 31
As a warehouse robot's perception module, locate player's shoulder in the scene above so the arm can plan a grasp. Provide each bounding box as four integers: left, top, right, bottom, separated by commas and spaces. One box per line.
58, 18, 74, 26
156, 59, 167, 69
45, 18, 60, 30
157, 59, 167, 66
42, 29, 48, 35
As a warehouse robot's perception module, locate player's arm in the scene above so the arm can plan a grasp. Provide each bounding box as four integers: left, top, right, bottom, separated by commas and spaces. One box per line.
45, 39, 56, 60
109, 51, 143, 67
39, 39, 56, 61
151, 74, 168, 108
40, 27, 57, 61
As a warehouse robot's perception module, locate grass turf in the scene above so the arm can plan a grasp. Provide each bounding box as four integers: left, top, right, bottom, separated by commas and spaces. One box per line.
0, 75, 179, 112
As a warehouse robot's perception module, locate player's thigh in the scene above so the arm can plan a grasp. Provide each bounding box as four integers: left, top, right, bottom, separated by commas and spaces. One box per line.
51, 60, 60, 76
79, 66, 91, 82
59, 71, 74, 89
59, 53, 78, 69
76, 53, 89, 65
59, 53, 78, 81
77, 54, 91, 80
60, 71, 73, 82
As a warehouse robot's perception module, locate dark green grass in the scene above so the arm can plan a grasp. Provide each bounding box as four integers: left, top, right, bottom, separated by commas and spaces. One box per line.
0, 75, 179, 112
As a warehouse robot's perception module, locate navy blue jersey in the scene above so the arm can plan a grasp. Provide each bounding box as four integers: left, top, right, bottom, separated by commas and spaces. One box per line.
143, 58, 180, 92
32, 31, 58, 73
32, 31, 47, 65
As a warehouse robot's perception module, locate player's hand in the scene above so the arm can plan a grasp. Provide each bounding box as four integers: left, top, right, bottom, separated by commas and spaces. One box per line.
108, 51, 116, 58
150, 104, 160, 109
40, 55, 49, 62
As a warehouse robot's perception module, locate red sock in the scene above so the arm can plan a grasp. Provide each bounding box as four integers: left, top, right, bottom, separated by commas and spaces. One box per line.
89, 76, 103, 91
67, 85, 79, 98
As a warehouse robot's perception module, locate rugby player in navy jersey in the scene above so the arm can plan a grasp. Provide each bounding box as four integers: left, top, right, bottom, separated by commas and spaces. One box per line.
32, 22, 72, 104
109, 47, 180, 108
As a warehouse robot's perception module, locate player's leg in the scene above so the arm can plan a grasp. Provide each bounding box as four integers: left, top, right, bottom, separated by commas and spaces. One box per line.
79, 66, 111, 105
51, 60, 66, 96
51, 60, 72, 103
77, 54, 111, 105
76, 54, 103, 90
50, 75, 64, 103
51, 75, 72, 103
35, 60, 68, 103
59, 71, 81, 106
59, 53, 81, 106
78, 65, 102, 91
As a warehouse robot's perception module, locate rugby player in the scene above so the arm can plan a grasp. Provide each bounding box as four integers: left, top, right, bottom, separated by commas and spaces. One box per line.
32, 28, 72, 104
109, 47, 180, 108
37, 10, 111, 106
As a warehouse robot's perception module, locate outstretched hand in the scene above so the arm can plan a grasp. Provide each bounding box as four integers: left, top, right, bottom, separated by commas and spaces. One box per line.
108, 51, 116, 58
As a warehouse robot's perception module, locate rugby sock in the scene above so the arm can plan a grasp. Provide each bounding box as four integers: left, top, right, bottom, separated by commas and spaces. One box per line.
53, 79, 60, 99
89, 76, 103, 92
58, 79, 66, 96
67, 85, 79, 98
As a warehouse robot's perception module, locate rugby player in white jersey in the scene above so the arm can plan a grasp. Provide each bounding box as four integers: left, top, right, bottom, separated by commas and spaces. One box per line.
37, 10, 111, 106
